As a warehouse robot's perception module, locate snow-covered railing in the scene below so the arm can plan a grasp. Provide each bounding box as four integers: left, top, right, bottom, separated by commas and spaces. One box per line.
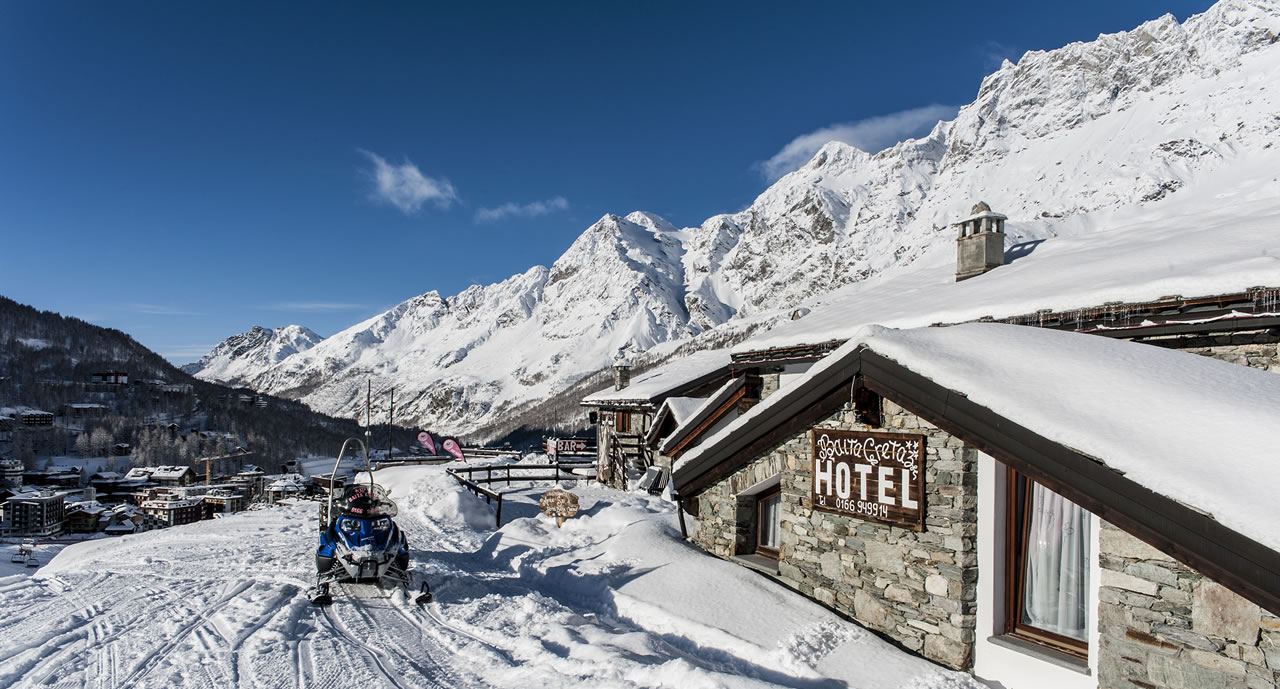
461, 447, 522, 459
445, 459, 596, 526
448, 473, 505, 525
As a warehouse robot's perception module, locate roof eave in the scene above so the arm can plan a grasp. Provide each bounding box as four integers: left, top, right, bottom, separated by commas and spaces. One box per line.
674, 346, 1280, 616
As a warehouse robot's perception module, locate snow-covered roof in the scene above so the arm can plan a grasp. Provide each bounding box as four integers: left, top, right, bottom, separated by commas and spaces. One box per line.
687, 322, 1280, 553
858, 323, 1280, 552
735, 198, 1280, 355
141, 498, 202, 509
663, 396, 707, 425
268, 476, 305, 491
124, 468, 154, 479
150, 466, 193, 479
582, 350, 731, 405
643, 395, 708, 446
658, 378, 746, 454
0, 406, 52, 417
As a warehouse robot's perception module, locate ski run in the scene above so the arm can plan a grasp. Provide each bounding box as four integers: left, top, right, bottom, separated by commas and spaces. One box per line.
0, 461, 981, 689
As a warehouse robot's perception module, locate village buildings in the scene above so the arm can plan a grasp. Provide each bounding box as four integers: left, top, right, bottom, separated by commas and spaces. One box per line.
582, 350, 733, 487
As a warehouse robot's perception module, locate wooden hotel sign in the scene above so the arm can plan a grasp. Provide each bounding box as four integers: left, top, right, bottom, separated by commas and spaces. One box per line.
810, 429, 925, 530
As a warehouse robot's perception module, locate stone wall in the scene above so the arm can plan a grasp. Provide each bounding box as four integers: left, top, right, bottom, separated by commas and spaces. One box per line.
760, 372, 781, 400
1097, 522, 1279, 689
1146, 332, 1280, 373
691, 398, 980, 670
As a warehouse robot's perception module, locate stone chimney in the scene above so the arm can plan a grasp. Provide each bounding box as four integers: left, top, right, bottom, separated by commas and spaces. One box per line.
613, 353, 633, 391
954, 201, 1008, 281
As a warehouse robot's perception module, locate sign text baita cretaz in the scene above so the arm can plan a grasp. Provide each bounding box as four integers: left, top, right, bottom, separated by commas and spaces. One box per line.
810, 429, 925, 531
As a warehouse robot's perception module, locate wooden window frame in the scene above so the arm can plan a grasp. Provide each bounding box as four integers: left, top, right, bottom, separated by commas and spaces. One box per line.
1004, 467, 1089, 659
755, 487, 781, 560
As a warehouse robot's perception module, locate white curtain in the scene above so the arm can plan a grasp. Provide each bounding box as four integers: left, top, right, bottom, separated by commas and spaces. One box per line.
1022, 482, 1090, 641
758, 493, 780, 549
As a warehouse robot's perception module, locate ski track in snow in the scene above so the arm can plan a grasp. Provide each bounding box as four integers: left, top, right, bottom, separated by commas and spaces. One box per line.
0, 465, 980, 689
0, 501, 496, 689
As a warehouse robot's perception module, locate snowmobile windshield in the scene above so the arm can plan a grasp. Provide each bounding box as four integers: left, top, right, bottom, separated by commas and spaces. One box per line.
339, 483, 398, 517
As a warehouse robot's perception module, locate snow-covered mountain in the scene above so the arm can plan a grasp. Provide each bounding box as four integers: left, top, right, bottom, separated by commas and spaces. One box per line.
183, 325, 323, 387
193, 0, 1280, 437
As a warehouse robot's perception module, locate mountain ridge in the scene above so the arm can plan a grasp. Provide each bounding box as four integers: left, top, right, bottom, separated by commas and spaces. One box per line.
191, 0, 1280, 439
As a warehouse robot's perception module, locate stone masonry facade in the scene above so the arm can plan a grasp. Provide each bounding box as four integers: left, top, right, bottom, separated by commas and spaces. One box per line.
1098, 522, 1280, 689
1146, 334, 1280, 373
691, 397, 980, 670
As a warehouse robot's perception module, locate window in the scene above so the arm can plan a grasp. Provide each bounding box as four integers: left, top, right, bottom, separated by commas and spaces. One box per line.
755, 487, 781, 559
614, 411, 631, 433
1005, 469, 1091, 658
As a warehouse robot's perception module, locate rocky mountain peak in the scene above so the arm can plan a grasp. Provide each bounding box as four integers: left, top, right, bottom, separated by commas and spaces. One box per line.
190, 0, 1280, 438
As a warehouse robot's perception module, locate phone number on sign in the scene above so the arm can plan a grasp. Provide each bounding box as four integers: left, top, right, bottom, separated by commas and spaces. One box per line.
833, 497, 889, 519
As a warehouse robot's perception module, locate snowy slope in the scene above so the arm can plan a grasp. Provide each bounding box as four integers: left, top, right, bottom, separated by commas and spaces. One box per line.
0, 464, 980, 689
195, 0, 1280, 437
183, 325, 323, 386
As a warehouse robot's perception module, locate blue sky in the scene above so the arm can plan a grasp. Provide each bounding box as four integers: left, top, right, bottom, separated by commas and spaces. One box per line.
0, 1, 1214, 363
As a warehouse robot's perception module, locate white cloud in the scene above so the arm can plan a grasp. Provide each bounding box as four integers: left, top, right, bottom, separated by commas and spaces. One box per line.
978, 40, 1023, 72
163, 344, 219, 362
129, 303, 200, 316
474, 196, 570, 223
758, 104, 960, 181
360, 150, 458, 214
267, 302, 365, 312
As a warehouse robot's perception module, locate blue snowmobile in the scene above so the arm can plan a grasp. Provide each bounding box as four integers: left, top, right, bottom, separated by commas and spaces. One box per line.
310, 439, 431, 606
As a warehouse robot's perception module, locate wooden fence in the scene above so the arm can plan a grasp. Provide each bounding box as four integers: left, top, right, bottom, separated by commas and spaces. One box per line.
445, 457, 598, 527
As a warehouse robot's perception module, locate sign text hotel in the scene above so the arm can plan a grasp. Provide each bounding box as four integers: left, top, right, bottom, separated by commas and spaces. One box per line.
810, 429, 925, 530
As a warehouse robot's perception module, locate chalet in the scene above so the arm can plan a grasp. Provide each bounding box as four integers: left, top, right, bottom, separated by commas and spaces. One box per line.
673, 324, 1280, 688
99, 503, 165, 534
651, 200, 1280, 689
580, 350, 734, 488
140, 497, 204, 526
64, 501, 107, 533
648, 374, 763, 472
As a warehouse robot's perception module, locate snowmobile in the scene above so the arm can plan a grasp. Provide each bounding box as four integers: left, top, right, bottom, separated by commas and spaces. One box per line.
309, 438, 431, 606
